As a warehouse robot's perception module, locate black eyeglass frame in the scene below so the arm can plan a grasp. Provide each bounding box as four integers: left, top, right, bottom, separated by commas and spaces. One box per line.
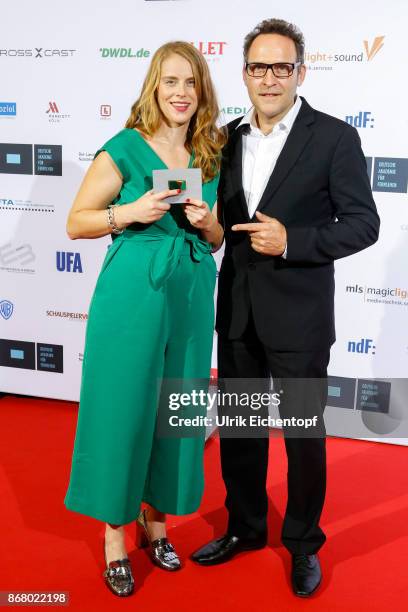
245, 61, 302, 78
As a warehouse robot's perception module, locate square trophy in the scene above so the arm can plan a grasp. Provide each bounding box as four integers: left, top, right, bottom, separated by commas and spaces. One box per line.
152, 168, 202, 204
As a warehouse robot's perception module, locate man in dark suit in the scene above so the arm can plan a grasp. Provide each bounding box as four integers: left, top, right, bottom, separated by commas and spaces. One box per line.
191, 18, 380, 596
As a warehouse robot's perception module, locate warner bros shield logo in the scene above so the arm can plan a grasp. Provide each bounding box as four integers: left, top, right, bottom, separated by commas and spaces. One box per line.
0, 300, 14, 320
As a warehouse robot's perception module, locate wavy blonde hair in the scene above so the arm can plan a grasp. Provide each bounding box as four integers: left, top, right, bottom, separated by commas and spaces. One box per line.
125, 41, 226, 182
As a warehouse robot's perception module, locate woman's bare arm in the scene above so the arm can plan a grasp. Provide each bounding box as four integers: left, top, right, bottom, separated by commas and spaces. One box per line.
67, 152, 123, 239
66, 152, 177, 239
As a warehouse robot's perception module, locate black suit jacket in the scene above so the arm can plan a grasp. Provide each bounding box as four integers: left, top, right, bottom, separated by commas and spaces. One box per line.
216, 97, 380, 351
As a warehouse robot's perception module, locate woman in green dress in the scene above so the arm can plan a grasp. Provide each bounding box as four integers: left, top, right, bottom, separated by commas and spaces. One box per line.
64, 41, 226, 597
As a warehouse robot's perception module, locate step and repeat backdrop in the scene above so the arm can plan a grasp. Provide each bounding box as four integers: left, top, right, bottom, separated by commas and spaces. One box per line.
1, 0, 407, 443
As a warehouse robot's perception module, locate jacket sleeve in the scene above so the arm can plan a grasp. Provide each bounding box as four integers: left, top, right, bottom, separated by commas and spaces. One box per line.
285, 126, 380, 264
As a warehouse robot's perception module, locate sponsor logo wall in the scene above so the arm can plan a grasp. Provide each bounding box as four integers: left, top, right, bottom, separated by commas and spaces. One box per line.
0, 0, 406, 444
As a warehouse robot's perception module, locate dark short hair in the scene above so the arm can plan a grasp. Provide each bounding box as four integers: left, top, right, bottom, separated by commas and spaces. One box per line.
243, 18, 305, 64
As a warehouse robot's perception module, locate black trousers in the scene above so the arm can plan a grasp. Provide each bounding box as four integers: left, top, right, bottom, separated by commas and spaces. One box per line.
217, 310, 330, 555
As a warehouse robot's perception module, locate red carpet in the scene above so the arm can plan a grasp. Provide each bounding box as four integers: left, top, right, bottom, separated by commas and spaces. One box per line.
1, 394, 407, 611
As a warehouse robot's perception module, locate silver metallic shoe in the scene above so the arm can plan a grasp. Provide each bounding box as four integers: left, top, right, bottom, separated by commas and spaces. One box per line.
137, 509, 181, 571
103, 538, 135, 597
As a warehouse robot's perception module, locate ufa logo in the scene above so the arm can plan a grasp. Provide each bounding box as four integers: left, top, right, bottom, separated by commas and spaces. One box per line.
46, 102, 59, 113
363, 36, 385, 61
56, 251, 83, 273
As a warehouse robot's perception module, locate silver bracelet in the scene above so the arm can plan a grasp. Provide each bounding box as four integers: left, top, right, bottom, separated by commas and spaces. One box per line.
107, 204, 124, 235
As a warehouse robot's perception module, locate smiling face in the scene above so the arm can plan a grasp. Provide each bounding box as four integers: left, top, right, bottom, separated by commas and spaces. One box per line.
243, 33, 306, 127
156, 53, 198, 128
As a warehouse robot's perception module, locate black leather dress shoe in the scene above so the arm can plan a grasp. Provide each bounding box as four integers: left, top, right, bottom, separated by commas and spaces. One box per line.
291, 554, 322, 597
191, 534, 266, 565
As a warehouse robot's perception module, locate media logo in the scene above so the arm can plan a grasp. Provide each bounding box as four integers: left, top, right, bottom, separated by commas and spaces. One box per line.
100, 104, 111, 118
0, 196, 54, 213
0, 339, 63, 372
346, 283, 408, 307
191, 42, 227, 61
327, 376, 391, 413
56, 251, 83, 273
37, 342, 64, 373
0, 48, 76, 58
345, 111, 374, 129
372, 158, 408, 193
0, 102, 16, 117
192, 42, 227, 55
99, 47, 150, 58
365, 157, 408, 193
327, 376, 356, 409
306, 35, 385, 71
0, 300, 13, 320
46, 310, 88, 321
34, 145, 62, 176
47, 102, 59, 113
0, 143, 33, 175
78, 152, 95, 162
347, 338, 376, 355
0, 243, 36, 274
363, 36, 385, 61
356, 379, 390, 413
46, 102, 70, 123
0, 143, 62, 176
0, 339, 35, 370
220, 106, 249, 118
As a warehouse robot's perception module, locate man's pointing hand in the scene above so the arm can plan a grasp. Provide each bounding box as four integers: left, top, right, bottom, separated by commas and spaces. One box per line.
232, 211, 287, 256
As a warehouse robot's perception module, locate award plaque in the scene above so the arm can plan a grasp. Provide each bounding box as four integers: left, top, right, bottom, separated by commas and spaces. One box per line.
152, 168, 202, 204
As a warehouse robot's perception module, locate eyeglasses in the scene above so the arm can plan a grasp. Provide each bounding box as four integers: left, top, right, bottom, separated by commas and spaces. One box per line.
245, 62, 302, 79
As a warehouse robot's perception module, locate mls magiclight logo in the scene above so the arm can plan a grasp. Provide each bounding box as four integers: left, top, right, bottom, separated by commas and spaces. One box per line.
56, 251, 83, 273
0, 300, 13, 320
347, 338, 376, 355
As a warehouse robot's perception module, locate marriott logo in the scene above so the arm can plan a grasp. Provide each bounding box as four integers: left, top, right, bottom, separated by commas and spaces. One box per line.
46, 102, 59, 113
45, 101, 70, 122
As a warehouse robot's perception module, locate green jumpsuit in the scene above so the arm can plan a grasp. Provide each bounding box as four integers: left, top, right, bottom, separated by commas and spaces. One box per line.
64, 128, 218, 525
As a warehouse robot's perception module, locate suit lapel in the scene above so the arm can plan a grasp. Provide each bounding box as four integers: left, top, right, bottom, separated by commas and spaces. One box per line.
228, 125, 250, 222
254, 98, 315, 217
